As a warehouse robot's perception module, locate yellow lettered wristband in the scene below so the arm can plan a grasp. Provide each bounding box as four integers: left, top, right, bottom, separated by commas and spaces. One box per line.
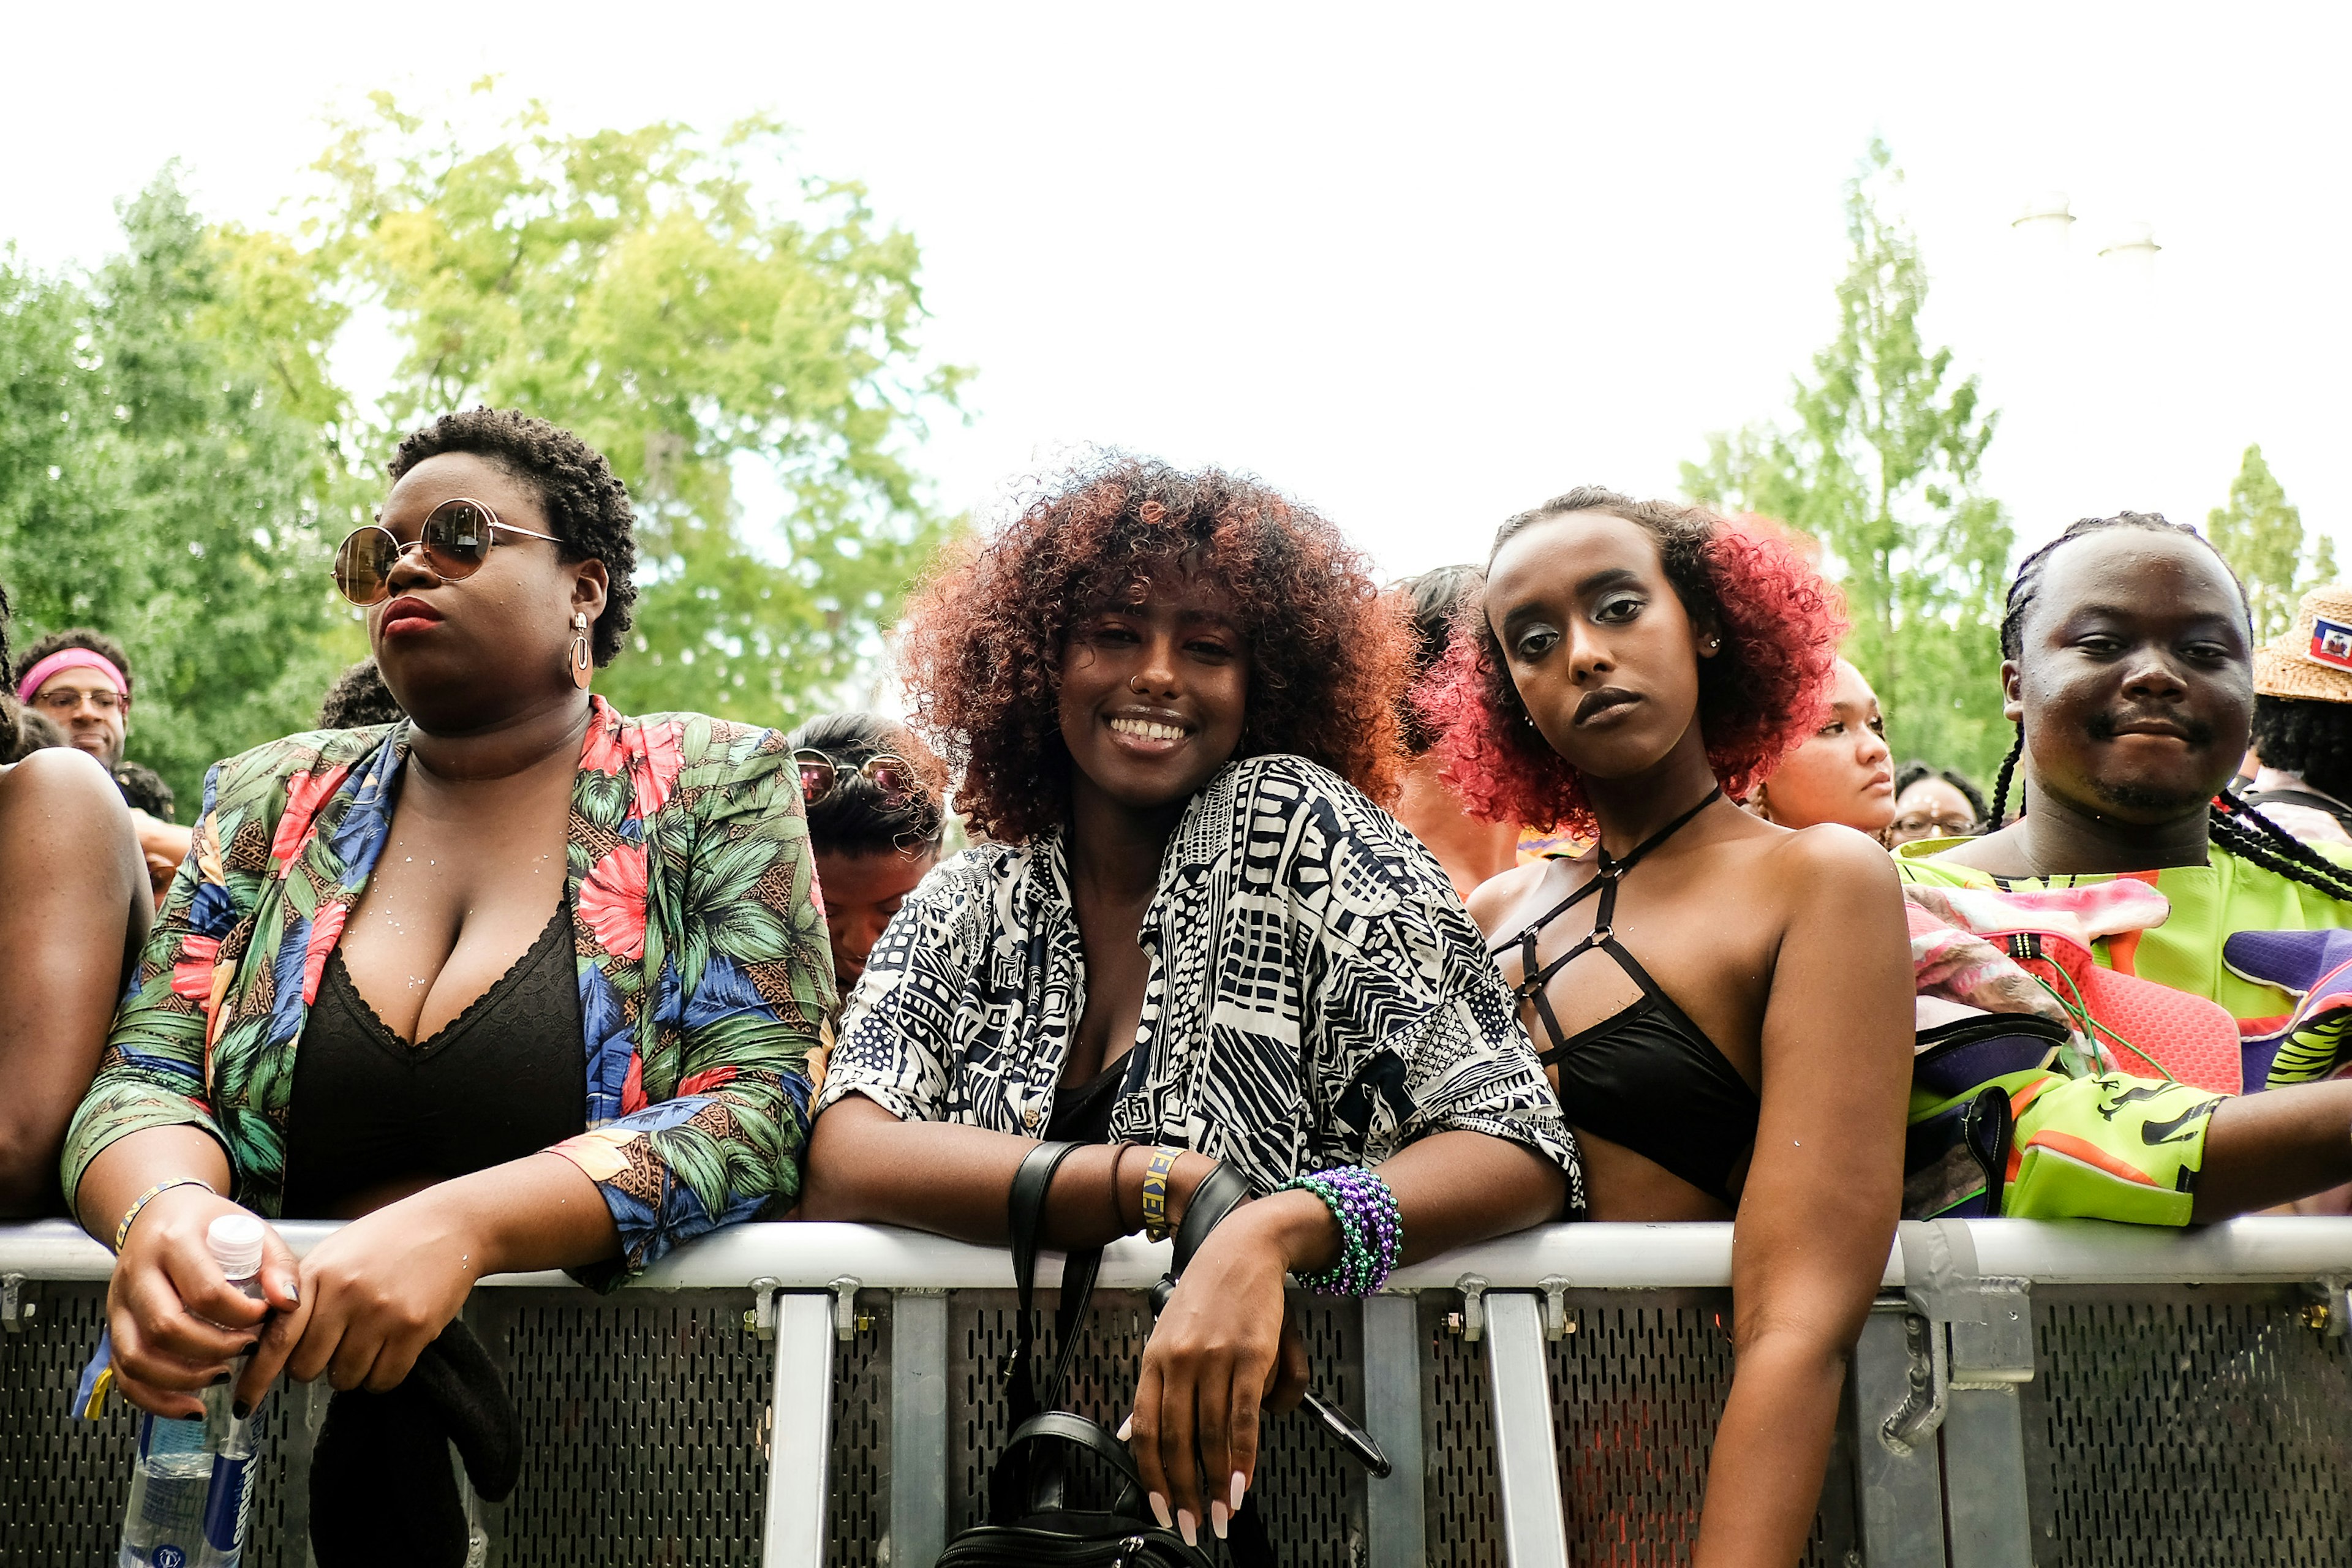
1140, 1147, 1183, 1242
114, 1177, 216, 1254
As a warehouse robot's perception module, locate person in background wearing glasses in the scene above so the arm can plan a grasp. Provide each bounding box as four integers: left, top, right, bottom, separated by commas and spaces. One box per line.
61, 407, 834, 1568
789, 712, 948, 997
801, 456, 1575, 1552
1884, 762, 1988, 847
0, 591, 156, 1218
17, 628, 192, 895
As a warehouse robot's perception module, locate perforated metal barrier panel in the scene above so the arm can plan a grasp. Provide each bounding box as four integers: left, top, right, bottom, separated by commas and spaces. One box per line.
2025, 1285, 2352, 1568
9, 1275, 2352, 1564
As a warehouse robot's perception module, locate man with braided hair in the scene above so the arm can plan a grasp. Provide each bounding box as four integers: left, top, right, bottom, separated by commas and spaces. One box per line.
1897, 512, 2352, 1223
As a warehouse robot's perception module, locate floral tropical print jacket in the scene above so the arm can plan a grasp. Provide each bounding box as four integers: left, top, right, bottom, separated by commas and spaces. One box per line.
61, 698, 835, 1284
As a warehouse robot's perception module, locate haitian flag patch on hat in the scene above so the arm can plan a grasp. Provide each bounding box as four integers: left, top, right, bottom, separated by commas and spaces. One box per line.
2312, 617, 2352, 671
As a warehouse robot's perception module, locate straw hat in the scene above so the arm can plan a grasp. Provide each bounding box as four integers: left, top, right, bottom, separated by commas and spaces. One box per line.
2255, 584, 2352, 704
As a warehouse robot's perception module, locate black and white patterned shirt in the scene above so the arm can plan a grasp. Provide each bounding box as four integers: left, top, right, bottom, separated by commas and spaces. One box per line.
818, 755, 1584, 1211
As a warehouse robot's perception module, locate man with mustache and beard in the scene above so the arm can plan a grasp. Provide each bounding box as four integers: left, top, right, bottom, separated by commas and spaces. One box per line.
1894, 512, 2352, 1224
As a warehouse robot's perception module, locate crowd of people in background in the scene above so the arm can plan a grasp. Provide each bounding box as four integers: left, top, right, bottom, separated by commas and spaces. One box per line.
11, 406, 2352, 1567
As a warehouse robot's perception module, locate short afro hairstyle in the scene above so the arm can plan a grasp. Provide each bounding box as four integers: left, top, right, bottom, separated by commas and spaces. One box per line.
387, 408, 638, 665
897, 453, 1411, 843
20, 627, 129, 696
2253, 695, 2352, 804
1423, 488, 1846, 835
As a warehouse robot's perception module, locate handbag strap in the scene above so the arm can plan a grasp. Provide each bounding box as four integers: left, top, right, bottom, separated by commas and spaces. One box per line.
1008, 1141, 1108, 1420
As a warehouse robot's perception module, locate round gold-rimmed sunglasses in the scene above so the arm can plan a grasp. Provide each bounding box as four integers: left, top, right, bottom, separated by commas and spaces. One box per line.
794, 748, 927, 808
333, 497, 565, 606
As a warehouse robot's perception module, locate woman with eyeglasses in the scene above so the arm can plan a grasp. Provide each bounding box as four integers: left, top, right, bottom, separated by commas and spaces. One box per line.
61, 408, 834, 1566
1884, 762, 1988, 846
799, 456, 1575, 1551
788, 712, 949, 995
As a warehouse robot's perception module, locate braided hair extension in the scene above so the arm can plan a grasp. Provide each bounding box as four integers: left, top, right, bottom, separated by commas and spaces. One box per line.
1991, 511, 2352, 902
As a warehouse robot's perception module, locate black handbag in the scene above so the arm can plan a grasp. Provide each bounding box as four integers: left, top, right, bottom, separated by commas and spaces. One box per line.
935, 1142, 1263, 1568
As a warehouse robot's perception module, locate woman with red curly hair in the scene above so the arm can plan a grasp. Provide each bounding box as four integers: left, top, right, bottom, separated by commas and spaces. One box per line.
1434, 488, 1909, 1567
801, 456, 1578, 1553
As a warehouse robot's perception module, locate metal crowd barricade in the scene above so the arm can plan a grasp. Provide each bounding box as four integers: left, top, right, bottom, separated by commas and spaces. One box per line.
6, 1217, 2352, 1566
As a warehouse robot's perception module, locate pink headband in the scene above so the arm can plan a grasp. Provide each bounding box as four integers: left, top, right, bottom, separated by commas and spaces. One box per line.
17, 649, 130, 707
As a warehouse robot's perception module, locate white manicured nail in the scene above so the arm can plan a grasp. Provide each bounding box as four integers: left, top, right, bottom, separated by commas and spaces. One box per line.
1117, 1415, 1133, 1441
1231, 1471, 1246, 1510
1211, 1500, 1229, 1539
1149, 1492, 1172, 1529
1178, 1509, 1197, 1547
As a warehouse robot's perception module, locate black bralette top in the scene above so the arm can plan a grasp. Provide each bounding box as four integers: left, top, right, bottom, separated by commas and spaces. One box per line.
1491, 790, 1761, 1207
282, 907, 585, 1219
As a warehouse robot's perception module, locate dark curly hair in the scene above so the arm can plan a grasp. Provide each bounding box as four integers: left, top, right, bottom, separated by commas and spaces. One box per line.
896, 454, 1411, 843
2252, 695, 2352, 804
387, 408, 638, 665
318, 657, 407, 730
1423, 488, 1847, 834
787, 710, 948, 857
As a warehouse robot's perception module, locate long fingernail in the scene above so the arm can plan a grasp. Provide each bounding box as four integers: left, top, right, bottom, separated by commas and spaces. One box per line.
1116, 1415, 1133, 1441
1231, 1471, 1246, 1510
1212, 1500, 1229, 1539
282, 1277, 299, 1303
1178, 1510, 1197, 1547
233, 1400, 251, 1420
1149, 1492, 1172, 1529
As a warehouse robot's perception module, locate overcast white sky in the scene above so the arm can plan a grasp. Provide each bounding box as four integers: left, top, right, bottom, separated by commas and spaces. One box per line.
5, 2, 2346, 579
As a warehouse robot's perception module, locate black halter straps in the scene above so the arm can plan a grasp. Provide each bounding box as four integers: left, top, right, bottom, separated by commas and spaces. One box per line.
1494, 786, 1724, 1052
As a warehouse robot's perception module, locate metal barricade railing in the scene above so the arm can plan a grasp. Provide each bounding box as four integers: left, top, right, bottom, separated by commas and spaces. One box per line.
6, 1218, 2351, 1566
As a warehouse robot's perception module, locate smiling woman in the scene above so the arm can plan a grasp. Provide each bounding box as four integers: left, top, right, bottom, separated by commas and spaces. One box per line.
799, 454, 1577, 1555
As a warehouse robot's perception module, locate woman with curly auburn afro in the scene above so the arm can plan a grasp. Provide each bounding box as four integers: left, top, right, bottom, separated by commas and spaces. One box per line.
1447, 488, 1910, 1567
895, 454, 1409, 839
804, 455, 1578, 1550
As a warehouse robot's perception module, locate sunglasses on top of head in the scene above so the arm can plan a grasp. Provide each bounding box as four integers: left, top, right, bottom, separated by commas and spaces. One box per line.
333, 497, 565, 606
794, 748, 927, 807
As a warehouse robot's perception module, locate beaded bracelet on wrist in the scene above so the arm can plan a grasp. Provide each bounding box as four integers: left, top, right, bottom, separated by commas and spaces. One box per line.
1275, 1166, 1402, 1295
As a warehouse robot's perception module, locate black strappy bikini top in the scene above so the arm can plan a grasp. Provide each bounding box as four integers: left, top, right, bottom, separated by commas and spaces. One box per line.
1492, 788, 1761, 1207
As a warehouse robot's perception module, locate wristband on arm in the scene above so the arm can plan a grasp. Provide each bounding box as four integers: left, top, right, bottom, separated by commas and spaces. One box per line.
113, 1177, 217, 1254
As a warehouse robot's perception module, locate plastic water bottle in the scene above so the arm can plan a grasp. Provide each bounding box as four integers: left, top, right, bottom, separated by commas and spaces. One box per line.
119, 1213, 269, 1568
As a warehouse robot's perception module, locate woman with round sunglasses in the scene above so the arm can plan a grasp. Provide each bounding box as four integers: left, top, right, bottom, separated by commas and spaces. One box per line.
1425, 489, 1907, 1567
788, 712, 949, 995
62, 408, 834, 1565
800, 455, 1575, 1550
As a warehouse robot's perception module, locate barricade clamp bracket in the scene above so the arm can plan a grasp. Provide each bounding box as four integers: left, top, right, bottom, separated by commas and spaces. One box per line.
2303, 1273, 2352, 1340
1450, 1273, 1490, 1342
831, 1275, 869, 1341
0, 1272, 31, 1332
746, 1276, 782, 1339
1538, 1275, 1577, 1340
1882, 1219, 2034, 1450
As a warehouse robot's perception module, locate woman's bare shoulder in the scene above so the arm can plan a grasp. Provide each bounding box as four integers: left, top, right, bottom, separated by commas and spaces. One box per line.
1463, 857, 1555, 937
0, 746, 129, 818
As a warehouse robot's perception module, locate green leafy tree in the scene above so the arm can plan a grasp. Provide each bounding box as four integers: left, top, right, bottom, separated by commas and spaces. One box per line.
1684, 140, 2014, 780
0, 172, 358, 808
292, 89, 967, 723
2207, 443, 2334, 642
